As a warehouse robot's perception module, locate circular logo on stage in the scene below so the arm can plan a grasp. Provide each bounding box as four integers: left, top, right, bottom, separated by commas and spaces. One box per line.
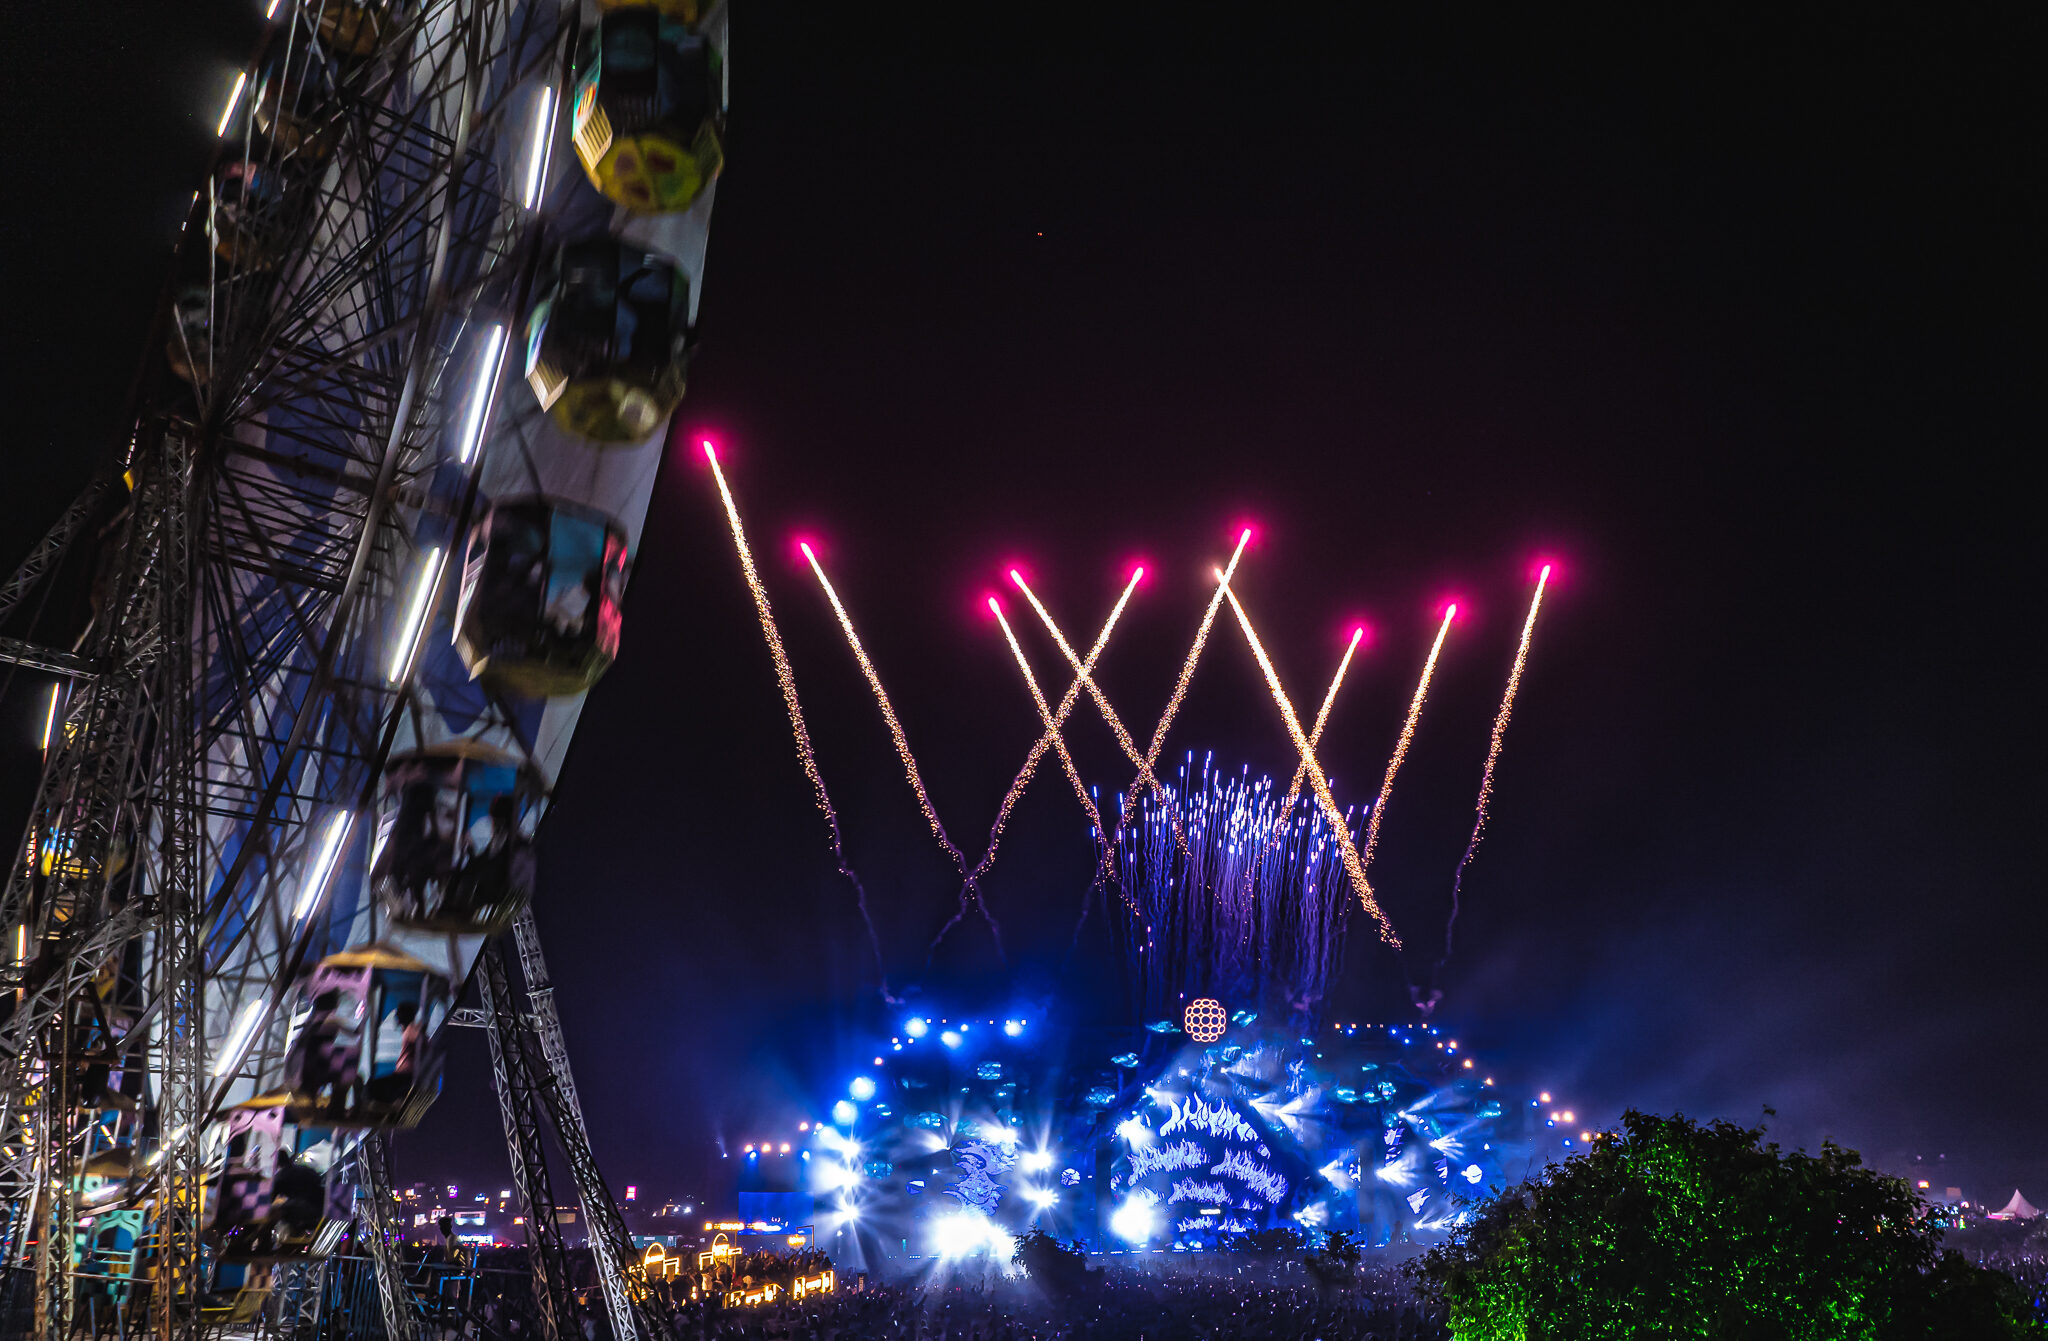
1184, 998, 1227, 1043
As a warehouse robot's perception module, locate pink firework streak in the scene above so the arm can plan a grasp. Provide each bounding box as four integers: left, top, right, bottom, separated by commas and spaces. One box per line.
987, 596, 1114, 885
973, 568, 1143, 885
1442, 565, 1551, 963
704, 445, 894, 997
1360, 604, 1457, 881
799, 543, 1004, 959
1111, 528, 1253, 842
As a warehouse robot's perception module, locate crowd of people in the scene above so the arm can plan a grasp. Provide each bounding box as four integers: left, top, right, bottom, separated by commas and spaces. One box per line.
650, 1257, 1446, 1341
1969, 1244, 2048, 1323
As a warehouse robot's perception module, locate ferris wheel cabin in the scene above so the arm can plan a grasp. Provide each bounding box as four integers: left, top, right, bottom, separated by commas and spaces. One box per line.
571, 1, 725, 214
453, 495, 628, 696
205, 1095, 346, 1262
371, 740, 546, 934
523, 236, 693, 442
282, 944, 451, 1129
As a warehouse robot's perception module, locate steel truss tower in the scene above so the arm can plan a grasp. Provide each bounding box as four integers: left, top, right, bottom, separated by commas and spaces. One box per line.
0, 0, 725, 1336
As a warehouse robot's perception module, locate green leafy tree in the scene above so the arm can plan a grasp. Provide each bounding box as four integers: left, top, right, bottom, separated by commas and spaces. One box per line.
1412, 1110, 2046, 1340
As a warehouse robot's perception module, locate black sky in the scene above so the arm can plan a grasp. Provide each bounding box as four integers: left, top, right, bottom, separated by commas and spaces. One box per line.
5, 4, 2042, 1204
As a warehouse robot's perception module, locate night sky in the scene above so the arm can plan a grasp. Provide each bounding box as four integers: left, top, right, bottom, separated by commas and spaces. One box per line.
6, 5, 2042, 1206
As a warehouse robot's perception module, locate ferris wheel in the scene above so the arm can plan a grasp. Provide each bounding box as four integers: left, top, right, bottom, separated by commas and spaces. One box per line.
0, 0, 726, 1338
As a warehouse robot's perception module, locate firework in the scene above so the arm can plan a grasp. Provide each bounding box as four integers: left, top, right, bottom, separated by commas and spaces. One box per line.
800, 543, 1003, 956
1010, 571, 1188, 857
704, 445, 891, 993
988, 598, 1110, 879
1275, 625, 1365, 829
973, 567, 1143, 883
1360, 604, 1456, 882
1111, 529, 1252, 840
1114, 757, 1359, 1022
1219, 579, 1398, 946
1441, 565, 1550, 963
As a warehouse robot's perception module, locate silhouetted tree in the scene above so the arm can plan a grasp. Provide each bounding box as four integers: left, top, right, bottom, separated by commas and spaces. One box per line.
1306, 1230, 1363, 1290
1011, 1227, 1091, 1297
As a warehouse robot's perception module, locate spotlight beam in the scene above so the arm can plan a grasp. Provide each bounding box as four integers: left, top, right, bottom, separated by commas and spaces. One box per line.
1218, 576, 1399, 947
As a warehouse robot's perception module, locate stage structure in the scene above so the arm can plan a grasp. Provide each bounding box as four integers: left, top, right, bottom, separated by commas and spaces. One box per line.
803, 1006, 1567, 1266
0, 0, 728, 1338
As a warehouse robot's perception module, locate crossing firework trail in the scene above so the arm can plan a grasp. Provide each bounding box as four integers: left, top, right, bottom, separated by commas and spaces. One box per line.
1111, 529, 1252, 841
1274, 625, 1365, 832
799, 543, 1003, 958
704, 445, 892, 995
1219, 577, 1400, 947
988, 597, 1113, 884
1011, 572, 1190, 858
973, 568, 1142, 883
1440, 565, 1551, 966
1361, 604, 1457, 884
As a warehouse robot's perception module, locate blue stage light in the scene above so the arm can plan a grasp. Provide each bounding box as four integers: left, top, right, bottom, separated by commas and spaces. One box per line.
1003, 1019, 1023, 1037
849, 1076, 877, 1101
905, 1018, 929, 1038
940, 1030, 962, 1049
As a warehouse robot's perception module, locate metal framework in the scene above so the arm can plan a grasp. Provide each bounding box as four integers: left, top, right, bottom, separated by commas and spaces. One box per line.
0, 0, 726, 1335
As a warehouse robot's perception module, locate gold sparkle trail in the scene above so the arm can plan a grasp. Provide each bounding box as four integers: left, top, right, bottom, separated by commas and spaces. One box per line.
1011, 571, 1188, 858
703, 444, 892, 994
1360, 603, 1456, 883
1110, 528, 1251, 840
1441, 565, 1551, 964
1218, 576, 1400, 947
1275, 625, 1365, 828
800, 543, 1002, 956
988, 598, 1113, 884
972, 568, 1142, 883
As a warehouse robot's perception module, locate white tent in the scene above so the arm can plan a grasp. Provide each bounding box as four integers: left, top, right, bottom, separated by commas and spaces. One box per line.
1989, 1190, 2040, 1220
